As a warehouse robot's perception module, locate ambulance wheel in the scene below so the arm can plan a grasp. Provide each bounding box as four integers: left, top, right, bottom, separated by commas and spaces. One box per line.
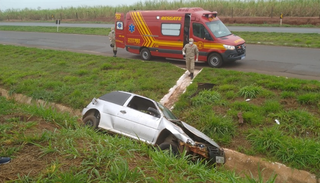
208, 53, 223, 68
140, 48, 151, 60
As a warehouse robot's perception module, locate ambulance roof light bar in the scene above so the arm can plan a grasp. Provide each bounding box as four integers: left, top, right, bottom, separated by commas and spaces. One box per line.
203, 11, 218, 18
177, 7, 204, 12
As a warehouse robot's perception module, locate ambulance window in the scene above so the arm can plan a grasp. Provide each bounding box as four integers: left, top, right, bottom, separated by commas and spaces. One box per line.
161, 24, 181, 36
192, 23, 212, 41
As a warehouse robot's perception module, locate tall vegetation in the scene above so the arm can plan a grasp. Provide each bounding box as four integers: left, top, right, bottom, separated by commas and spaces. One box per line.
0, 0, 319, 21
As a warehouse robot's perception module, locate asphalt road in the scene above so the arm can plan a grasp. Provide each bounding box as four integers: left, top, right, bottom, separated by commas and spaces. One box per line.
0, 30, 320, 80
1, 22, 320, 33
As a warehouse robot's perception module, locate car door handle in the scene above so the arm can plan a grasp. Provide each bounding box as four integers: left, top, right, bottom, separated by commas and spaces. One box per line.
120, 110, 126, 114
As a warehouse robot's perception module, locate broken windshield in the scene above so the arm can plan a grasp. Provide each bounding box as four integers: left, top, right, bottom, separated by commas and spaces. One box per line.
157, 102, 178, 120
206, 20, 232, 38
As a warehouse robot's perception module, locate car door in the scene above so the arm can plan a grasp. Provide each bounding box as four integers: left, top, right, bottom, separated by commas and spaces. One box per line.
117, 96, 161, 143
99, 91, 133, 134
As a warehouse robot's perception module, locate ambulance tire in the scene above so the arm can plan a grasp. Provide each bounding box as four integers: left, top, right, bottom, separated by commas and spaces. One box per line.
208, 53, 223, 68
140, 48, 152, 60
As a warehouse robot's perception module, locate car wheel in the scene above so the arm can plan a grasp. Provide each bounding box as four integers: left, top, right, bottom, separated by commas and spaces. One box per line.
158, 142, 179, 156
140, 48, 151, 60
208, 53, 223, 68
83, 115, 99, 129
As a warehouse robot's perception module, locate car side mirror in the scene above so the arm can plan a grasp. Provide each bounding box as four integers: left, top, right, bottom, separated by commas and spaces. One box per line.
147, 107, 160, 118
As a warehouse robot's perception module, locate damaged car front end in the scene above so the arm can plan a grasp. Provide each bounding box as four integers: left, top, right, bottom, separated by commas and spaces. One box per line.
156, 103, 225, 164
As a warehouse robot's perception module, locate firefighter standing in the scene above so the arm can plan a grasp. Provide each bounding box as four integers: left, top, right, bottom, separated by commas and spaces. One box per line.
108, 27, 117, 57
182, 38, 199, 79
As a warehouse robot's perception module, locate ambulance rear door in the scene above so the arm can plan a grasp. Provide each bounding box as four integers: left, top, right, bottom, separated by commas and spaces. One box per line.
115, 13, 125, 48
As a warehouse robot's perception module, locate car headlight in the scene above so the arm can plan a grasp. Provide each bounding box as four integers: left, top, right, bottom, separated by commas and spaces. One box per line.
223, 45, 235, 50
187, 139, 195, 146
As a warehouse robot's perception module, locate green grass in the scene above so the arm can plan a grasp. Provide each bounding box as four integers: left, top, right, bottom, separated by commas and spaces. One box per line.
173, 68, 320, 175
1, 44, 320, 178
226, 23, 320, 28
233, 32, 320, 48
0, 26, 109, 35
0, 96, 278, 182
0, 44, 184, 109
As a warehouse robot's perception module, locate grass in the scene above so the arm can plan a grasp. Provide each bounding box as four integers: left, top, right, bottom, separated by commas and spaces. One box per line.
0, 96, 278, 182
233, 32, 320, 48
226, 23, 320, 28
1, 26, 319, 48
173, 68, 320, 175
0, 44, 184, 109
1, 44, 320, 178
0, 26, 109, 35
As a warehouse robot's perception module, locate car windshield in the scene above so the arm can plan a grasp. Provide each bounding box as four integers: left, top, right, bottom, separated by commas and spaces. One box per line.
157, 102, 178, 120
206, 20, 232, 38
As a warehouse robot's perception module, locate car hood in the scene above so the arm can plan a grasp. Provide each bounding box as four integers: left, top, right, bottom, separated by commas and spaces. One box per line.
181, 121, 220, 148
218, 34, 245, 46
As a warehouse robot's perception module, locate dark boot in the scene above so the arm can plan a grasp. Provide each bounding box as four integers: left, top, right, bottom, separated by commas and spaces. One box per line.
0, 157, 11, 165
113, 51, 117, 57
190, 73, 194, 79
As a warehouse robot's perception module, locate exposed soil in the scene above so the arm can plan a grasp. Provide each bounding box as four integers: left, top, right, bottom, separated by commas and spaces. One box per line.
0, 114, 83, 182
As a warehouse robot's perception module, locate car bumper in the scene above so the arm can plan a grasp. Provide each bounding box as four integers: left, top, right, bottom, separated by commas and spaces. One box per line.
221, 49, 246, 62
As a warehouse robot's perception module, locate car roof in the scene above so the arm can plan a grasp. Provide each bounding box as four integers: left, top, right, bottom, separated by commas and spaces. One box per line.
99, 91, 155, 105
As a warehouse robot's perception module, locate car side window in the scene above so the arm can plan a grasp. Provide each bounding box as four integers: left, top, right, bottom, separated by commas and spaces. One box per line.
192, 23, 213, 41
127, 96, 160, 117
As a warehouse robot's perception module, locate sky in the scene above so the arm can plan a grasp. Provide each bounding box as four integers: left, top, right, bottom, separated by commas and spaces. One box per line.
0, 0, 175, 11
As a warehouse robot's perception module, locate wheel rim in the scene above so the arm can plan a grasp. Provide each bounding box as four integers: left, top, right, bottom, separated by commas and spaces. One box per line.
86, 120, 93, 127
210, 56, 219, 66
142, 51, 149, 59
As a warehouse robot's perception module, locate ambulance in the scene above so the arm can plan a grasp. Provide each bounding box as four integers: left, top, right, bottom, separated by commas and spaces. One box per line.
114, 7, 246, 68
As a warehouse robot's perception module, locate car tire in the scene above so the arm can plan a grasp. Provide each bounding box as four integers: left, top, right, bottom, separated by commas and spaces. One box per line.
208, 53, 223, 68
158, 142, 179, 156
83, 115, 99, 129
140, 48, 151, 60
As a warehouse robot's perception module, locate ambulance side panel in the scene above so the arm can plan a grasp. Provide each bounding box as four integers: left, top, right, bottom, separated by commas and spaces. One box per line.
124, 11, 186, 59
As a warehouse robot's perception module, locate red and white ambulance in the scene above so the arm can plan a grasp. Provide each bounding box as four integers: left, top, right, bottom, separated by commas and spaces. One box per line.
115, 7, 246, 68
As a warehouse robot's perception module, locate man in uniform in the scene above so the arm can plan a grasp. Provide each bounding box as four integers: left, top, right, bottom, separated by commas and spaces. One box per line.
108, 27, 117, 57
182, 38, 199, 79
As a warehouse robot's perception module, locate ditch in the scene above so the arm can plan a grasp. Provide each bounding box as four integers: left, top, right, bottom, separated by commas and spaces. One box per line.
0, 70, 318, 183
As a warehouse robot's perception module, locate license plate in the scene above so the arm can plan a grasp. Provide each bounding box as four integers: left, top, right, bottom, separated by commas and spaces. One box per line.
216, 156, 225, 164
241, 56, 245, 60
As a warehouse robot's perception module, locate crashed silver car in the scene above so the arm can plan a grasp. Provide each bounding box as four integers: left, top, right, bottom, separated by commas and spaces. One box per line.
82, 91, 225, 164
